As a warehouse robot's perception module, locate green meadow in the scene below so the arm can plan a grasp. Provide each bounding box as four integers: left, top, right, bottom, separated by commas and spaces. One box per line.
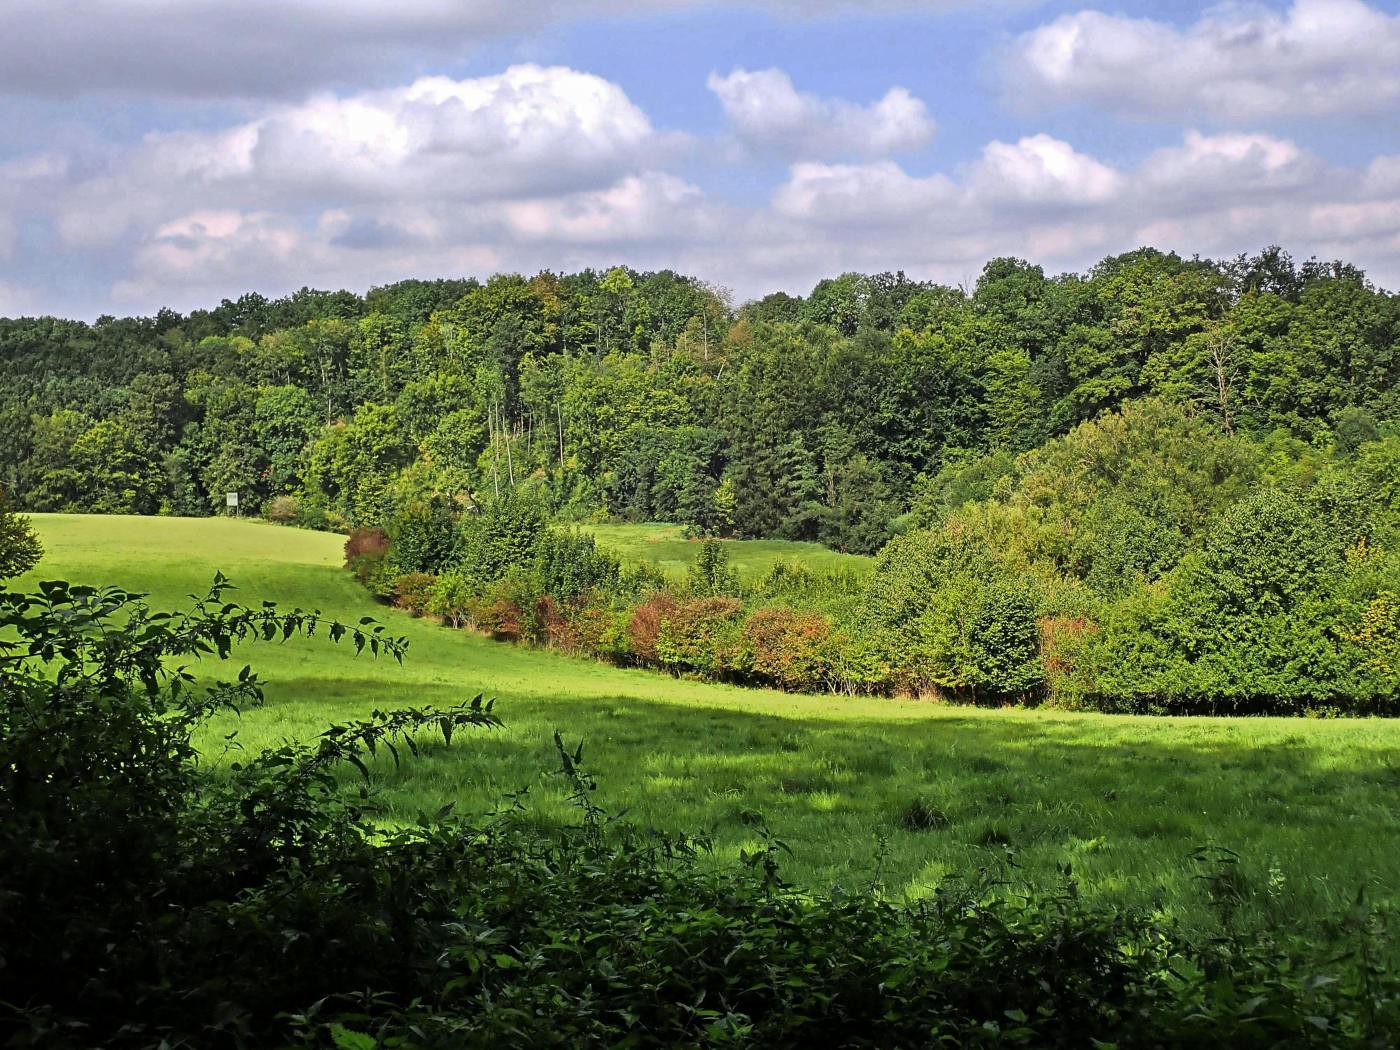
19, 513, 1400, 933
583, 521, 872, 581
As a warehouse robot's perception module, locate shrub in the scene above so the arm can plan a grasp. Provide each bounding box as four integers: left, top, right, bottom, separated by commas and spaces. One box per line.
264, 493, 301, 524
345, 526, 392, 592
1038, 615, 1100, 701
345, 525, 390, 564
471, 574, 540, 641
0, 485, 42, 580
387, 497, 463, 575
686, 537, 739, 597
393, 572, 438, 615
626, 591, 680, 663
568, 596, 631, 661
655, 595, 746, 675
535, 528, 621, 599
745, 607, 833, 691
428, 571, 475, 629
456, 492, 547, 587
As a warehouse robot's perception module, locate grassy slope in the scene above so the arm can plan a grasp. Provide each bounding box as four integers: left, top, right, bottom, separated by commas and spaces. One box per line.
19, 514, 1400, 931
583, 521, 872, 581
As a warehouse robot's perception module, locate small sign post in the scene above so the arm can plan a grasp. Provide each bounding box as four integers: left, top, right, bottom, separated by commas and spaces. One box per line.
225, 492, 239, 517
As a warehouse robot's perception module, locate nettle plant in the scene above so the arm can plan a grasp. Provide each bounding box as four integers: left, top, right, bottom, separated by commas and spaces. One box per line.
0, 576, 500, 1045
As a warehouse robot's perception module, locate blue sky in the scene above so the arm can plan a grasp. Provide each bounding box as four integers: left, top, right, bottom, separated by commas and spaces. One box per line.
2, 0, 1400, 317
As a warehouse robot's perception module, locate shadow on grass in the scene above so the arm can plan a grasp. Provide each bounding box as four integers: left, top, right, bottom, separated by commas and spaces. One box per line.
206, 679, 1400, 936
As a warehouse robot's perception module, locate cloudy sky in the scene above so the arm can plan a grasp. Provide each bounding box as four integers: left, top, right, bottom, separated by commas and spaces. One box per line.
3, 0, 1400, 317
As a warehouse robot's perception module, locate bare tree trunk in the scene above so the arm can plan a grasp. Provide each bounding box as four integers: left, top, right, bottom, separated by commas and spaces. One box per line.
489, 402, 501, 498
1208, 332, 1236, 436
504, 405, 516, 487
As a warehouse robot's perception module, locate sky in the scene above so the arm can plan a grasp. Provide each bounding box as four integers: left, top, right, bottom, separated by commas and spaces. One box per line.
2, 0, 1400, 318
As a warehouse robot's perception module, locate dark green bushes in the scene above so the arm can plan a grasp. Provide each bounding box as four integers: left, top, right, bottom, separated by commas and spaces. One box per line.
0, 485, 42, 580
2, 577, 1397, 1048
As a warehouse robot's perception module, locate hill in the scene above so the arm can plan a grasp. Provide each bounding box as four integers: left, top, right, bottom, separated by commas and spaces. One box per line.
18, 513, 1400, 932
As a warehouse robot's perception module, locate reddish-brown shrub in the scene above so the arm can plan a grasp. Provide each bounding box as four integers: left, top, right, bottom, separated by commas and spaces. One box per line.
393, 572, 438, 616
474, 597, 525, 642
534, 595, 577, 650
626, 593, 680, 663
745, 607, 833, 691
344, 527, 390, 564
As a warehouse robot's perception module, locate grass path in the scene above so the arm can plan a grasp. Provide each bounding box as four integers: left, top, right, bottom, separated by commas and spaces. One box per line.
19, 513, 1400, 932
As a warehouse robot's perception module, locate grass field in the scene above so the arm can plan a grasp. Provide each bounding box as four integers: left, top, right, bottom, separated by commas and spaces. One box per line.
18, 514, 1400, 934
583, 521, 872, 581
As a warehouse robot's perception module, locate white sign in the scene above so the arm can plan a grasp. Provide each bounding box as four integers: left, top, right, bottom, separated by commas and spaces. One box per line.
225, 492, 239, 508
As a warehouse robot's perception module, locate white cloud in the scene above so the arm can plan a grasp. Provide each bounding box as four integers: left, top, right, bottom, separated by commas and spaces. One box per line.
757, 129, 1400, 293
774, 161, 958, 223
708, 68, 935, 158
1005, 0, 1400, 120
969, 133, 1121, 205
503, 173, 712, 244
8, 59, 1400, 317
56, 65, 672, 247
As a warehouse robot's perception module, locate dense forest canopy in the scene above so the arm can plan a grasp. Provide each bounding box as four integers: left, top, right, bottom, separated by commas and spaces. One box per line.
4, 245, 1399, 712
3, 246, 1396, 546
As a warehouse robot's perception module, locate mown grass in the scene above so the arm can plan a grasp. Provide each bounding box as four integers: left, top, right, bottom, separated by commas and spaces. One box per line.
19, 514, 1400, 934
582, 521, 872, 582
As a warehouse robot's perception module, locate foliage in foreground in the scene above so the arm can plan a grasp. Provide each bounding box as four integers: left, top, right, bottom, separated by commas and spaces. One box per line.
1, 580, 1396, 1048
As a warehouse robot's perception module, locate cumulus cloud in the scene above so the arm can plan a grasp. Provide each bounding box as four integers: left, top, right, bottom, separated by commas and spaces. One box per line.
1004, 0, 1400, 120
7, 57, 1400, 316
56, 65, 674, 247
8, 65, 726, 312
758, 129, 1400, 291
968, 134, 1120, 205
708, 68, 935, 158
774, 162, 958, 223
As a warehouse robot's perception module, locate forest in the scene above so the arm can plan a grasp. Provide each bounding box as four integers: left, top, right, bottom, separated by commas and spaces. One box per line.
4, 245, 1399, 713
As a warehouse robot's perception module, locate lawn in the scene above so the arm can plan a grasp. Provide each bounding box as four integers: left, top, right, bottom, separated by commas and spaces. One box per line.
18, 513, 1400, 935
582, 521, 872, 581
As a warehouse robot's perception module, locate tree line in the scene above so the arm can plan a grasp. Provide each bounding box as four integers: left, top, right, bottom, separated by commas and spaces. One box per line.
3, 246, 1399, 710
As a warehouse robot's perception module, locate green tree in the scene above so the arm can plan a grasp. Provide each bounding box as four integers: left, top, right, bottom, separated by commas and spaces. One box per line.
0, 485, 42, 580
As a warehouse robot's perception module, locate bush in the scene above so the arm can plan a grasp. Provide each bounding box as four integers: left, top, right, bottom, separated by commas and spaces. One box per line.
567, 595, 632, 661
428, 570, 475, 629
626, 591, 680, 663
745, 607, 833, 691
387, 497, 463, 575
535, 528, 621, 599
393, 571, 438, 615
345, 526, 392, 593
456, 492, 547, 587
471, 573, 540, 641
686, 538, 739, 597
0, 485, 42, 581
264, 493, 302, 524
345, 525, 390, 565
655, 595, 746, 675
